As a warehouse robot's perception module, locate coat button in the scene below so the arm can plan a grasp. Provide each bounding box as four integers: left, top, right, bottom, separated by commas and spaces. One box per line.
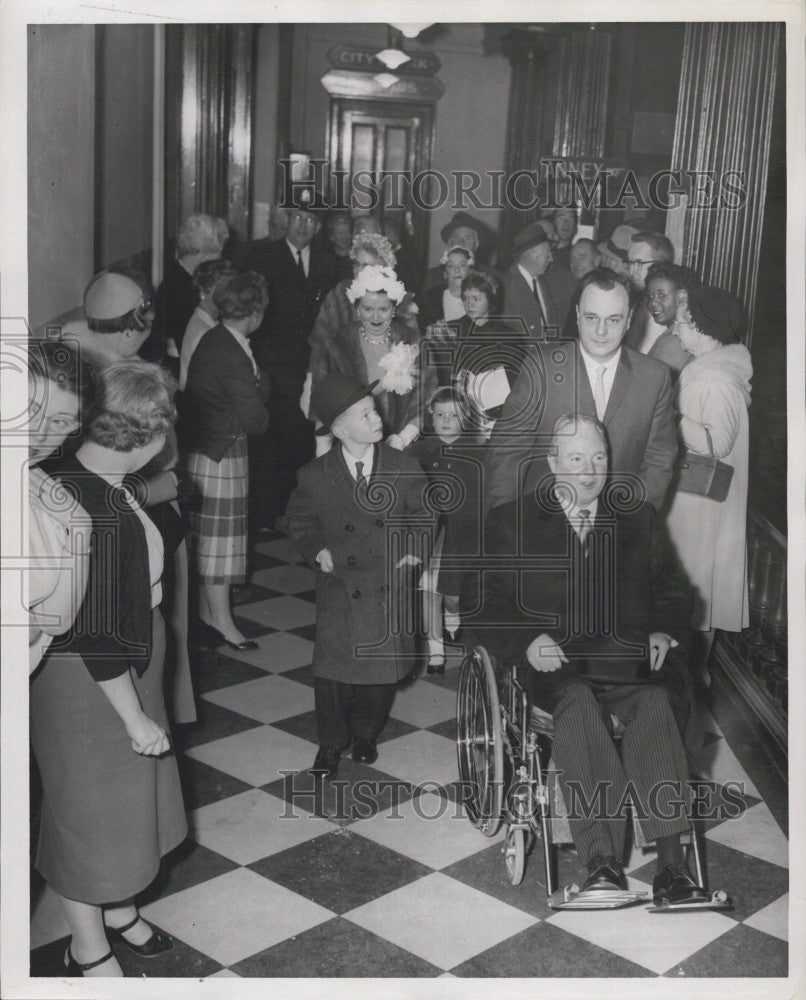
345, 523, 354, 532
352, 590, 361, 599
348, 556, 356, 566
375, 518, 383, 528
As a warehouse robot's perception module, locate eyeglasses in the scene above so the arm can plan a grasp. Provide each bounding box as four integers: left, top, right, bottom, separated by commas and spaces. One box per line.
628, 259, 659, 268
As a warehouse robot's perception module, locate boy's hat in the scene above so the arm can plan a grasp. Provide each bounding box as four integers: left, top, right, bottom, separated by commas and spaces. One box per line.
311, 373, 379, 434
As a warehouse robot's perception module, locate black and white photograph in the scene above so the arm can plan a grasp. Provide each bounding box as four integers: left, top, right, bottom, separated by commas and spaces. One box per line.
1, 3, 803, 997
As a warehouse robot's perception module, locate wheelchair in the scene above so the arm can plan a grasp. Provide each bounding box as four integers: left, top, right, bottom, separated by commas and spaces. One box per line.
456, 645, 730, 911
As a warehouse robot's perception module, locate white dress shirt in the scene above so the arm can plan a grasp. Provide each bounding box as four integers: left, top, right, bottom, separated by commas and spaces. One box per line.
287, 240, 310, 277
578, 344, 621, 417
341, 443, 375, 481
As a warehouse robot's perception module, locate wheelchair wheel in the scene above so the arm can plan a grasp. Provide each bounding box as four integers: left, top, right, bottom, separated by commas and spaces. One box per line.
456, 647, 504, 837
504, 826, 526, 885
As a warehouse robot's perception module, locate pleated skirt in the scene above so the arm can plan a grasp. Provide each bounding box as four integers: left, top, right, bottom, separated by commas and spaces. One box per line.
186, 435, 249, 584
30, 610, 187, 904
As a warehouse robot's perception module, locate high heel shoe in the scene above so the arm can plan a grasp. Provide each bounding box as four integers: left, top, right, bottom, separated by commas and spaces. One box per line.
200, 621, 258, 652
64, 946, 115, 975
104, 914, 174, 957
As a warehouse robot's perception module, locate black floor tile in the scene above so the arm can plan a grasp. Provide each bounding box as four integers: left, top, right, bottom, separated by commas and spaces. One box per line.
230, 582, 284, 606
663, 923, 787, 978
173, 699, 263, 750
186, 652, 271, 698
231, 916, 441, 977
280, 662, 316, 688
140, 840, 240, 902
452, 920, 651, 977
176, 753, 254, 810
248, 830, 431, 913
287, 623, 317, 643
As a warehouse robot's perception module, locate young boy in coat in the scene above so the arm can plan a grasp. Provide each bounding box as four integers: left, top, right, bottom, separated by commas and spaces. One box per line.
279, 373, 432, 779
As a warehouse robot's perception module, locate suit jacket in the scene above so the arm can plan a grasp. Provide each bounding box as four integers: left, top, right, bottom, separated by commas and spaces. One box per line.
501, 265, 562, 339
182, 324, 271, 461
484, 341, 677, 512
240, 238, 339, 393
465, 495, 693, 705
278, 443, 432, 683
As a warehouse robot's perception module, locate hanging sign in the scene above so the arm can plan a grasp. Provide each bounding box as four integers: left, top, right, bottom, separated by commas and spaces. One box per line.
327, 45, 441, 77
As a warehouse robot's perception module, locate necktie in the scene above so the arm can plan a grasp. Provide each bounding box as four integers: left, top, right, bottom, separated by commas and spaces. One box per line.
593, 365, 607, 419
355, 461, 366, 487
532, 277, 547, 326
577, 508, 592, 546
295, 249, 306, 279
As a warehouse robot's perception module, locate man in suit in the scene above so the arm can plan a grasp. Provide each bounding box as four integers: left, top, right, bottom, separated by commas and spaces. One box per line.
279, 374, 432, 779
420, 211, 498, 292
485, 267, 677, 513
240, 183, 340, 524
501, 223, 564, 339
624, 230, 675, 353
468, 413, 707, 904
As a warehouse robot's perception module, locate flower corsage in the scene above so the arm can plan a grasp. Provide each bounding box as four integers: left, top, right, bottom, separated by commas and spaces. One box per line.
378, 342, 419, 395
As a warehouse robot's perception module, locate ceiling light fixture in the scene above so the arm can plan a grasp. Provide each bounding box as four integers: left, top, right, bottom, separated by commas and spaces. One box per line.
390, 23, 435, 39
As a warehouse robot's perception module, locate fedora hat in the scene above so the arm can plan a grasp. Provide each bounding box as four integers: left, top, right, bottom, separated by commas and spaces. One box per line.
511, 222, 550, 256
597, 223, 644, 265
311, 373, 380, 434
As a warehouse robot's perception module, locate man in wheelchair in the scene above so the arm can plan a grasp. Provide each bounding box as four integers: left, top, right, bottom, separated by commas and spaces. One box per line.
470, 412, 712, 907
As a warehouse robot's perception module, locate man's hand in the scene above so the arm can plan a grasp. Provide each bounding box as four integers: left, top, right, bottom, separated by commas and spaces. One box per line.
526, 634, 568, 673
385, 434, 404, 450
316, 548, 334, 573
649, 632, 678, 671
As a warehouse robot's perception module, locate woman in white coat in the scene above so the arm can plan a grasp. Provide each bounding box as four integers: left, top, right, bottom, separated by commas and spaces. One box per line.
665, 284, 752, 680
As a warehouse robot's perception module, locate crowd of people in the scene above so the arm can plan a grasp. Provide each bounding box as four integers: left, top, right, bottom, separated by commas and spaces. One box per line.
26, 192, 753, 975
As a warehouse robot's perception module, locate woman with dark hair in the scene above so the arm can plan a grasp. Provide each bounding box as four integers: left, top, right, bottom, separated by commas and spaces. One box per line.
665, 284, 752, 677
27, 340, 94, 671
184, 270, 271, 650
444, 270, 529, 431
178, 258, 238, 390
30, 360, 187, 978
643, 262, 697, 378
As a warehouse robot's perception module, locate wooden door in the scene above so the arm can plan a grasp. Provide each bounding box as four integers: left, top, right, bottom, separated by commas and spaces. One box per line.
327, 98, 435, 266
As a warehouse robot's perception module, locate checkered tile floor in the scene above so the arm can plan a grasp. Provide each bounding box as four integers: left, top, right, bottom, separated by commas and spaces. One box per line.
30, 530, 789, 979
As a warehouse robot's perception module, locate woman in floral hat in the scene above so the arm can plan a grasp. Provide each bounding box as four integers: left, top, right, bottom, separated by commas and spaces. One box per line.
309, 264, 437, 453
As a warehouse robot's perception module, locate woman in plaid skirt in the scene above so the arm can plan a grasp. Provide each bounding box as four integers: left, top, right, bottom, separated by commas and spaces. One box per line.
184, 271, 271, 650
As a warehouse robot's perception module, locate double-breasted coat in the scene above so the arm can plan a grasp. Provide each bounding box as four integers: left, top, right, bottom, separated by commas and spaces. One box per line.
279, 443, 433, 684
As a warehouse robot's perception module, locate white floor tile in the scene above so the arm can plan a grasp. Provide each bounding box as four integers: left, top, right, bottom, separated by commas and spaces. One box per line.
189, 788, 334, 865
254, 537, 305, 563
207, 969, 241, 977
388, 678, 457, 727
236, 595, 317, 631
252, 563, 315, 594
705, 801, 789, 868
351, 791, 502, 869
186, 724, 316, 786
30, 884, 70, 950
545, 877, 737, 974
203, 674, 314, 724
140, 868, 333, 967
744, 892, 788, 941
344, 871, 537, 970
372, 729, 459, 788
211, 630, 313, 671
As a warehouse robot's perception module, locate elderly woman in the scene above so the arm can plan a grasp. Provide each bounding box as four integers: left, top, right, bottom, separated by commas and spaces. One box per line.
178, 258, 238, 390
665, 285, 752, 681
27, 340, 94, 672
30, 360, 187, 978
184, 271, 271, 651
146, 213, 229, 366
303, 232, 417, 417
416, 245, 474, 330
309, 264, 437, 452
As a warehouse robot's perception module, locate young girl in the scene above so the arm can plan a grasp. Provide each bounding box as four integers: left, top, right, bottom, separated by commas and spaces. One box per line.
407, 387, 484, 673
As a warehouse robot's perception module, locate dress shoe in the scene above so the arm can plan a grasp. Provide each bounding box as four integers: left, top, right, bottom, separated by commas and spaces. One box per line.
581, 854, 626, 893
309, 746, 341, 779
105, 914, 174, 957
201, 622, 259, 652
427, 654, 446, 675
64, 946, 114, 976
352, 736, 378, 765
652, 864, 709, 905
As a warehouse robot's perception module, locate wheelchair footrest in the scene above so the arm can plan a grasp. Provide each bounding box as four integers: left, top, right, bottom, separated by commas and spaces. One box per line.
646, 890, 731, 913
548, 884, 648, 910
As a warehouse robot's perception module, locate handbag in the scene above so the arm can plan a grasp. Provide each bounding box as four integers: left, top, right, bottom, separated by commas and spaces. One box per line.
676, 426, 734, 502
